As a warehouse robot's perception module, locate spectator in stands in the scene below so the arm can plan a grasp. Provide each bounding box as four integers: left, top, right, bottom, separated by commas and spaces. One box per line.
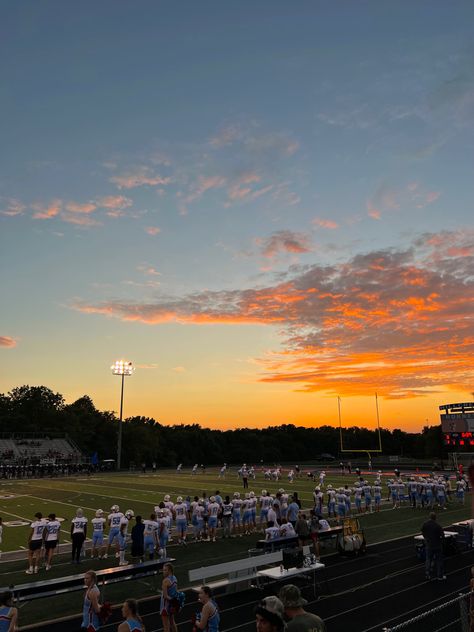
193, 586, 220, 631
295, 512, 310, 549
118, 598, 145, 632
421, 512, 446, 581
81, 570, 101, 632
255, 596, 286, 632
160, 562, 179, 632
279, 584, 326, 631
0, 591, 18, 632
308, 510, 321, 560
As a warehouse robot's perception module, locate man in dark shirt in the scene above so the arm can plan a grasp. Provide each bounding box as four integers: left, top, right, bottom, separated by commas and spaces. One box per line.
421, 512, 446, 580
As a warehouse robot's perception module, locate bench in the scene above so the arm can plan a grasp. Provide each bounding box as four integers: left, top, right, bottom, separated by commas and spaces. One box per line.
1, 557, 176, 602
188, 551, 284, 593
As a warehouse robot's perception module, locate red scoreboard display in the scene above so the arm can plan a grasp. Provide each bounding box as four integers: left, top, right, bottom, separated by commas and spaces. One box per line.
440, 402, 474, 447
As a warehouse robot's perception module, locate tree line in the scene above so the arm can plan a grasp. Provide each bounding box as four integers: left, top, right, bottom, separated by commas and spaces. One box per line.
0, 385, 446, 466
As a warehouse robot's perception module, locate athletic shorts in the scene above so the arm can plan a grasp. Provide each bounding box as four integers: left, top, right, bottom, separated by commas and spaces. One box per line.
176, 519, 187, 532
29, 540, 43, 551
242, 511, 251, 524
45, 540, 58, 550
232, 512, 241, 525
208, 517, 217, 528
92, 533, 104, 547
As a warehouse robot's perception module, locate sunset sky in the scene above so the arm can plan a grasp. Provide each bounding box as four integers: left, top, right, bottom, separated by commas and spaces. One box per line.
1, 2, 473, 433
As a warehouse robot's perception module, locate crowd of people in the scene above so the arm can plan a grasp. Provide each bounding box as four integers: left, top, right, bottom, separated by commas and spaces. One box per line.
0, 463, 91, 479
0, 464, 470, 632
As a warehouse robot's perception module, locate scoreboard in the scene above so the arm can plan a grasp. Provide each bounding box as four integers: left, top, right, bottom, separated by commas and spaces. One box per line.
440, 402, 474, 447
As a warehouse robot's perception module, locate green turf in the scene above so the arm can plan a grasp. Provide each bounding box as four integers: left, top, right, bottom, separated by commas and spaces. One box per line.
0, 470, 470, 627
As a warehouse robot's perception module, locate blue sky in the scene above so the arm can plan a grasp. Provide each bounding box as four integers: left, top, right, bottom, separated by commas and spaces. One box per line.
1, 2, 473, 430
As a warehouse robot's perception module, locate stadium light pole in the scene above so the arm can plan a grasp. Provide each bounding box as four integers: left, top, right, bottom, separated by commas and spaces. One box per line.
111, 360, 134, 470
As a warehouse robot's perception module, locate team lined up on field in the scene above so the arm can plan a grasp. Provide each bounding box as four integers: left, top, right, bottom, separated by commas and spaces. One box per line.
21, 469, 467, 574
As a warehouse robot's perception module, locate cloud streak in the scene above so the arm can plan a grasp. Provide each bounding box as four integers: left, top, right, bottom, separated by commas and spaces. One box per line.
0, 336, 17, 348
73, 231, 474, 399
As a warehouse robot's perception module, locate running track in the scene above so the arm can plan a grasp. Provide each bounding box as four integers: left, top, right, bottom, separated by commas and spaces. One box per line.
26, 535, 473, 632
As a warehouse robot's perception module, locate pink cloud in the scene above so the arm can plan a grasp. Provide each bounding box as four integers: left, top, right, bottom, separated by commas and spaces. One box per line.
257, 230, 313, 259
146, 227, 161, 235
312, 217, 339, 229
32, 199, 62, 220
61, 213, 100, 226
65, 201, 97, 214
1, 198, 26, 217
97, 195, 133, 210
0, 336, 16, 348
110, 167, 171, 189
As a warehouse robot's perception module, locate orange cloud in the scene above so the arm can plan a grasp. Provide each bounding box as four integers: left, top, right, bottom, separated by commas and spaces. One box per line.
0, 336, 16, 348
65, 201, 97, 214
145, 226, 161, 236
32, 199, 62, 220
72, 231, 474, 399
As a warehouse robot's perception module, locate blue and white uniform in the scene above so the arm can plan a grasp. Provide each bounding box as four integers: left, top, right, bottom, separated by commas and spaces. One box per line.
123, 618, 143, 631
143, 518, 158, 555
91, 517, 106, 547
108, 510, 124, 545
0, 606, 14, 632
207, 501, 220, 529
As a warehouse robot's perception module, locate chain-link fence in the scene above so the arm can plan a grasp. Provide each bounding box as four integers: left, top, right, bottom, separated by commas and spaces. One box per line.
382, 591, 471, 632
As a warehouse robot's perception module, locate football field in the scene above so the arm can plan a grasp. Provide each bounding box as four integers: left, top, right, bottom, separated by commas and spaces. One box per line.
0, 468, 471, 629
0, 467, 470, 552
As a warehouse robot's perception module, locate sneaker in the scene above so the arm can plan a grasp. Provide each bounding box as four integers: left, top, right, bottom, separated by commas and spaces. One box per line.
437, 575, 447, 581
26, 569, 34, 575
119, 561, 128, 566
103, 554, 108, 559
45, 565, 51, 571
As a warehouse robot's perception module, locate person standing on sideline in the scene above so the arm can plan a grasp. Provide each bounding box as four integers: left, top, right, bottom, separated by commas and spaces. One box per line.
81, 570, 101, 632
44, 513, 61, 570
71, 508, 88, 564
0, 591, 18, 632
421, 512, 446, 580
117, 598, 145, 632
26, 512, 46, 574
279, 584, 326, 631
160, 562, 178, 632
131, 515, 145, 562
193, 586, 220, 631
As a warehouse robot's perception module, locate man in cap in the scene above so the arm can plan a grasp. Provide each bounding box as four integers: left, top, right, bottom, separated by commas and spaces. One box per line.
255, 596, 286, 632
279, 584, 326, 631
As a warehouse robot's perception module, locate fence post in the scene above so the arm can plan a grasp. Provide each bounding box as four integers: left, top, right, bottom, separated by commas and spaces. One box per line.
460, 592, 470, 632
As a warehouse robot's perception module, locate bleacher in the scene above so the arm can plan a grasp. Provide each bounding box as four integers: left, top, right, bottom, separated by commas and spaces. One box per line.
0, 434, 82, 463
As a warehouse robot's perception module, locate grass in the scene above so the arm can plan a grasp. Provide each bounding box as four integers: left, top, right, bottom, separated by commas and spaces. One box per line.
0, 468, 470, 627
